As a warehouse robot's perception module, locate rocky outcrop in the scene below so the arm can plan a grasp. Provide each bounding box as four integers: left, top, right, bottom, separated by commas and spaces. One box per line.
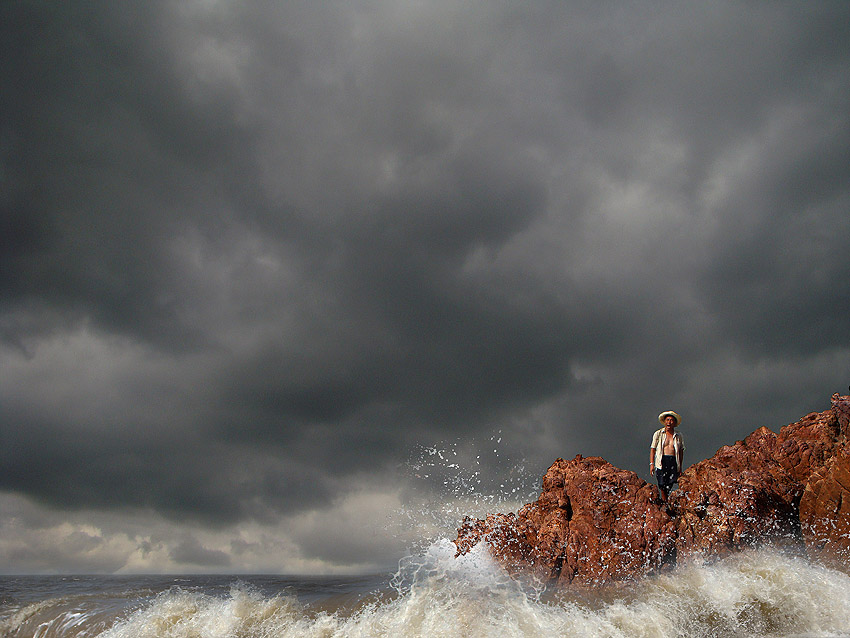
671, 405, 841, 559
456, 456, 677, 586
798, 397, 850, 569
455, 393, 850, 586
800, 455, 850, 568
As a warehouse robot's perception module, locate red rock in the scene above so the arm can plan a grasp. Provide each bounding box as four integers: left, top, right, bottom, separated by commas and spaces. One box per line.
799, 454, 850, 568
832, 392, 850, 437
673, 435, 798, 556
455, 455, 676, 587
774, 406, 841, 485
672, 400, 842, 559
455, 394, 850, 586
798, 394, 850, 568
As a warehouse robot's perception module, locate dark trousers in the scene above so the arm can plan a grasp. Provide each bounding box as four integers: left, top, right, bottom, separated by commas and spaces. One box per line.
655, 454, 679, 492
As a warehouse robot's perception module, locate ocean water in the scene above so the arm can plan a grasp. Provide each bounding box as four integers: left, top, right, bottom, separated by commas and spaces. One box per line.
2, 541, 850, 638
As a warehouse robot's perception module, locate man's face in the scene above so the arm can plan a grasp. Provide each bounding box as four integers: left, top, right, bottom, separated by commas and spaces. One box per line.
664, 416, 677, 428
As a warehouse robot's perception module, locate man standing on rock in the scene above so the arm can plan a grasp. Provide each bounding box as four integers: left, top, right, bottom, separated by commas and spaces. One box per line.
650, 410, 684, 503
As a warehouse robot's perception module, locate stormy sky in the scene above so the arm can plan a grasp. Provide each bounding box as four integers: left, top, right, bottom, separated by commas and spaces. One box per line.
2, 1, 849, 574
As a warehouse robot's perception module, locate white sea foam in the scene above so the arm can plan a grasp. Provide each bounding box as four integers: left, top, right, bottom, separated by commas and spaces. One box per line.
89, 543, 850, 638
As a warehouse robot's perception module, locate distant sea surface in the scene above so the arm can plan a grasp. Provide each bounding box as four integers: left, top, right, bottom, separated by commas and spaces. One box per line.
3, 541, 850, 637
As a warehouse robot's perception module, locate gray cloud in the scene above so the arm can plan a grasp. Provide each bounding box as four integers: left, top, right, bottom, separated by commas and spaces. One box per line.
1, 0, 849, 572
170, 536, 231, 568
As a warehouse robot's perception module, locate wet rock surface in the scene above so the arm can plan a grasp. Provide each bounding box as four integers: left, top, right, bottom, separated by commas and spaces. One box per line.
455, 393, 850, 586
457, 455, 677, 587
799, 442, 850, 569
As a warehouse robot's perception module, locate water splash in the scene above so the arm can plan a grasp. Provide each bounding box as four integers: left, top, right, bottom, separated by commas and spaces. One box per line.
3, 547, 850, 637
91, 547, 850, 638
389, 433, 539, 554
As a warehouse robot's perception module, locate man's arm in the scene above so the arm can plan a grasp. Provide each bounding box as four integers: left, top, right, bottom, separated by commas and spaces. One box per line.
677, 435, 684, 470
649, 430, 659, 473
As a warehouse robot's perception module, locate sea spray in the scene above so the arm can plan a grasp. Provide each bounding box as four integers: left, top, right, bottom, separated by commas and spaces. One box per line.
98, 584, 305, 638
390, 434, 539, 555
3, 546, 850, 637
87, 545, 850, 638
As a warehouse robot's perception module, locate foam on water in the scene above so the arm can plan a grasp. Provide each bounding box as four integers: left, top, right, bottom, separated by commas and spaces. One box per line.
73, 543, 848, 638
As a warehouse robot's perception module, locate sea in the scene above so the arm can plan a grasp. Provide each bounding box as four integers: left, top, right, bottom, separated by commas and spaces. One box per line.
2, 540, 850, 638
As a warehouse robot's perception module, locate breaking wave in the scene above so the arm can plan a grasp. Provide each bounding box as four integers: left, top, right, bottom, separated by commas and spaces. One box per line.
4, 542, 850, 637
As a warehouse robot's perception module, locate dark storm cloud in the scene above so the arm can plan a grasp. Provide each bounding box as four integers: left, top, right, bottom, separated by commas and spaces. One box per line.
0, 0, 254, 350
698, 119, 850, 356
0, 403, 336, 523
170, 536, 231, 568
2, 0, 850, 571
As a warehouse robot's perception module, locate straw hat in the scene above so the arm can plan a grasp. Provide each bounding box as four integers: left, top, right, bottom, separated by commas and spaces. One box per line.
658, 411, 681, 426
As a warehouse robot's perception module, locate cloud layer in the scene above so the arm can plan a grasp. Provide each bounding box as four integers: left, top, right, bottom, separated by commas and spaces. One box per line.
2, 0, 849, 573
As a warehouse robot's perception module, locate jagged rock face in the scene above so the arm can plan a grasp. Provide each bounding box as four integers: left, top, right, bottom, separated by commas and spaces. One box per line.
671, 426, 801, 558
800, 453, 850, 568
455, 394, 850, 587
541, 457, 677, 586
832, 392, 850, 437
775, 406, 842, 485
672, 407, 840, 558
798, 393, 850, 567
456, 456, 676, 586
